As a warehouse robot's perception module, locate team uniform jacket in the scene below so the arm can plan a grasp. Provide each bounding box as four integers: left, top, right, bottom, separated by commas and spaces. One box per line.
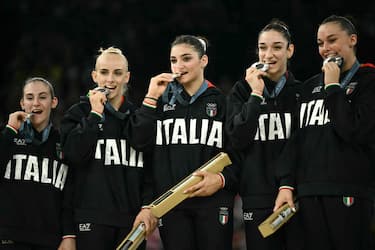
0, 124, 74, 247
60, 96, 153, 227
226, 72, 301, 209
133, 81, 238, 208
277, 64, 375, 199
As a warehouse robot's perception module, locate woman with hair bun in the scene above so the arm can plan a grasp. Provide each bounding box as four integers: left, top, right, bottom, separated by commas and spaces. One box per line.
226, 19, 302, 250
132, 35, 238, 250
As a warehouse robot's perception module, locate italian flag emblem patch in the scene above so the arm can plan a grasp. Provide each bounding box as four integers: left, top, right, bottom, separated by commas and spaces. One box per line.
342, 196, 354, 207
219, 207, 229, 225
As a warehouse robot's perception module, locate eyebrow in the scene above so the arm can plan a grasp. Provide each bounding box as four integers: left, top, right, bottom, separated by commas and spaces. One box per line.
318, 33, 337, 41
171, 53, 193, 58
259, 41, 285, 45
25, 91, 49, 96
98, 68, 126, 71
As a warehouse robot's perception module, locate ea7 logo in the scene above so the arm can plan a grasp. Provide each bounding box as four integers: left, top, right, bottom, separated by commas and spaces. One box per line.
14, 138, 26, 146
163, 104, 176, 112
243, 212, 254, 221
79, 223, 92, 232
312, 86, 323, 94
1, 240, 14, 245
98, 123, 103, 131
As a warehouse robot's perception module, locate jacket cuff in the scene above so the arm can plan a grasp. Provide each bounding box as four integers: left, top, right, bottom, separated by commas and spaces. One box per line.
279, 177, 295, 189
62, 235, 76, 239
248, 94, 263, 104
324, 83, 341, 96
2, 126, 18, 142
87, 112, 103, 126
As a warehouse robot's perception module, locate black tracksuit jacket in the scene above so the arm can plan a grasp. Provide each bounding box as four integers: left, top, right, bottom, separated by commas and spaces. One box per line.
0, 125, 74, 247
277, 64, 375, 199
60, 96, 153, 226
226, 72, 301, 208
131, 81, 238, 209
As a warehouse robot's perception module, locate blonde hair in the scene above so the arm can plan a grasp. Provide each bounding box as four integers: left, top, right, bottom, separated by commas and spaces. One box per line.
95, 46, 129, 71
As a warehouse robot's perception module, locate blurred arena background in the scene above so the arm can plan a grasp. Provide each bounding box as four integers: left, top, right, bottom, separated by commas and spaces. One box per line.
2, 1, 374, 249
2, 0, 375, 124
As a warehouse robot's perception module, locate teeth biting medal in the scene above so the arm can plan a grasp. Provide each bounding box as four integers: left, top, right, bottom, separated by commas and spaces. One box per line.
94, 87, 110, 96
323, 56, 343, 67
251, 62, 269, 72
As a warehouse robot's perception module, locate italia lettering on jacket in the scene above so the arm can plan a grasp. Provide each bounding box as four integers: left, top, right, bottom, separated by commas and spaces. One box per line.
4, 154, 68, 190
299, 99, 330, 128
95, 139, 143, 167
255, 113, 292, 141
156, 118, 223, 148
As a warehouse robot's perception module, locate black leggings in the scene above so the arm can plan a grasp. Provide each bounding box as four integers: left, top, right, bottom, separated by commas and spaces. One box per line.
0, 241, 54, 250
76, 222, 146, 250
243, 207, 304, 250
158, 206, 233, 250
299, 196, 374, 250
